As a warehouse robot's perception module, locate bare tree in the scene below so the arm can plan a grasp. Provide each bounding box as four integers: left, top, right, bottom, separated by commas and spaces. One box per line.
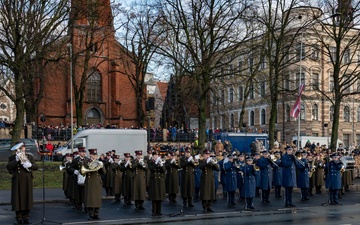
157, 0, 252, 149
69, 0, 121, 125
0, 0, 69, 143
116, 1, 165, 126
307, 1, 360, 151
254, 0, 307, 148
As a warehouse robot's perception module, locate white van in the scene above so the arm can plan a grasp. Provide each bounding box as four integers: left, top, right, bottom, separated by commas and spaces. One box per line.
53, 129, 147, 160
291, 136, 345, 149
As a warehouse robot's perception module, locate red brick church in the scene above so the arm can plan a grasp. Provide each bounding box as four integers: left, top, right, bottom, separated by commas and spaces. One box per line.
37, 0, 143, 128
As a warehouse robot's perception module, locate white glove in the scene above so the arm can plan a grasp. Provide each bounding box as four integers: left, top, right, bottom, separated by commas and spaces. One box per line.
109, 158, 114, 163
187, 156, 193, 162
155, 157, 161, 165
194, 155, 200, 160
171, 158, 176, 164
15, 155, 20, 162
206, 158, 212, 164
125, 160, 130, 167
22, 161, 32, 169
74, 170, 79, 175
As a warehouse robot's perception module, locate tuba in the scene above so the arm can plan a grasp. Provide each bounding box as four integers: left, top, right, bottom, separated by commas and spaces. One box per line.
81, 160, 104, 174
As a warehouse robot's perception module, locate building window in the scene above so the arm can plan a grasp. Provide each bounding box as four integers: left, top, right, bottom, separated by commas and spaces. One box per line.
260, 57, 266, 70
344, 106, 350, 122
311, 73, 319, 90
238, 60, 243, 75
222, 114, 226, 129
238, 86, 243, 101
213, 116, 218, 129
285, 75, 290, 91
343, 134, 350, 147
343, 74, 351, 93
296, 72, 305, 89
260, 81, 266, 97
248, 57, 254, 73
0, 103, 6, 110
343, 48, 350, 64
357, 50, 360, 65
310, 44, 320, 60
300, 102, 305, 120
261, 109, 266, 125
286, 105, 291, 122
250, 110, 255, 126
357, 80, 360, 92
330, 105, 334, 121
221, 89, 225, 105
230, 113, 234, 128
229, 87, 234, 103
249, 81, 254, 99
312, 104, 318, 121
329, 74, 334, 91
329, 46, 336, 62
86, 70, 101, 101
296, 42, 305, 61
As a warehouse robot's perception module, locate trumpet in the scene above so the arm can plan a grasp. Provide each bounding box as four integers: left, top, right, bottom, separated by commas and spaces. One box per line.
81, 160, 104, 174
139, 158, 146, 168
253, 164, 260, 171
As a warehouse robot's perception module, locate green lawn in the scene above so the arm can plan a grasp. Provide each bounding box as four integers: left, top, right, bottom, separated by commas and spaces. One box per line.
0, 161, 63, 190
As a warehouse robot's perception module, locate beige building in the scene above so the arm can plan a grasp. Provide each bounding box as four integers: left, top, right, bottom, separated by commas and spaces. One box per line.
210, 7, 360, 147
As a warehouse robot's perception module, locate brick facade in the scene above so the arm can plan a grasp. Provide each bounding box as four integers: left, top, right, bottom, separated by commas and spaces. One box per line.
37, 0, 142, 128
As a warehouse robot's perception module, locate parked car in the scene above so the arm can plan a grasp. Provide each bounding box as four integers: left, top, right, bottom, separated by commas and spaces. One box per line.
0, 138, 40, 162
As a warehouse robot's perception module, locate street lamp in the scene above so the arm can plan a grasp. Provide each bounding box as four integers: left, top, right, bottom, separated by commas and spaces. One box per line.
67, 43, 74, 153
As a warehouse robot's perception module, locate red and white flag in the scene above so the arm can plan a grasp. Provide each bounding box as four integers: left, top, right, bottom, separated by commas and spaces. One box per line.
290, 84, 305, 118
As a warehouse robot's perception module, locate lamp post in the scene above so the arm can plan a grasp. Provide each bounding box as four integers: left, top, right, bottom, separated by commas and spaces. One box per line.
67, 43, 74, 153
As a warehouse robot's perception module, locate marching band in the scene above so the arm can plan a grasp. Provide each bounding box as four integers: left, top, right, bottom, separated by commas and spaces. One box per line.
59, 143, 357, 220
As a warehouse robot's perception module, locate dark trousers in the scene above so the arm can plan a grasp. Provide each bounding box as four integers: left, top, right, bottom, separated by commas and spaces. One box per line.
195, 187, 200, 198
124, 196, 132, 205
168, 193, 177, 202
202, 200, 212, 210
15, 210, 30, 221
135, 200, 144, 208
88, 207, 99, 218
152, 200, 162, 215
329, 189, 339, 204
183, 197, 193, 206
274, 185, 281, 198
301, 188, 308, 200
115, 194, 121, 202
316, 186, 322, 194
284, 187, 293, 205
245, 198, 254, 208
261, 189, 270, 202
228, 191, 235, 204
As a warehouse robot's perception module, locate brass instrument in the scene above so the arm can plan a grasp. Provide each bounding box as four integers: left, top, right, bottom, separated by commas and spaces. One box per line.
139, 158, 146, 168
309, 160, 316, 178
59, 160, 71, 172
270, 154, 277, 162
81, 160, 104, 174
253, 164, 260, 171
15, 143, 32, 172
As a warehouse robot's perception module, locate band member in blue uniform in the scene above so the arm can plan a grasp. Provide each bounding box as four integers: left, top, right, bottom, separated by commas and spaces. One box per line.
257, 150, 274, 203
272, 151, 282, 198
224, 154, 238, 205
218, 153, 228, 199
324, 153, 343, 205
296, 150, 310, 201
281, 147, 297, 208
241, 156, 257, 210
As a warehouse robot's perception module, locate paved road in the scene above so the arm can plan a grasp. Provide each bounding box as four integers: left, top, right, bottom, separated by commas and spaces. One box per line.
1, 180, 360, 225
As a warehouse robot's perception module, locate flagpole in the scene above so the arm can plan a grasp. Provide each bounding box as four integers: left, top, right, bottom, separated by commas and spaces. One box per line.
297, 31, 304, 150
